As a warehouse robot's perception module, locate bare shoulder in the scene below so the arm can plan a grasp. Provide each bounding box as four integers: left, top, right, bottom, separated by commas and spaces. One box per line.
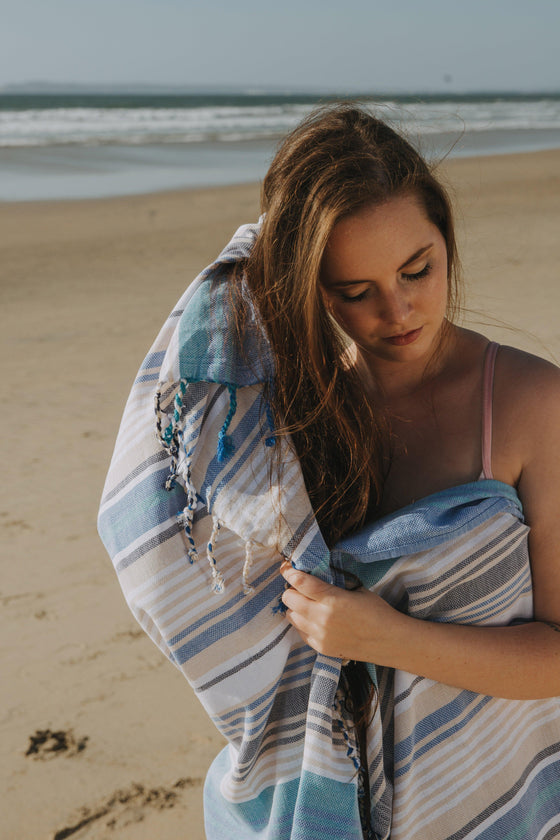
497, 347, 560, 620
491, 345, 560, 486
496, 345, 560, 413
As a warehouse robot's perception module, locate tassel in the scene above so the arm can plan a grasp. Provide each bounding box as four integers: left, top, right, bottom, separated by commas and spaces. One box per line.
155, 389, 165, 442
242, 540, 256, 594
165, 468, 177, 491
272, 597, 288, 615
217, 385, 238, 462
177, 461, 199, 563
272, 582, 289, 615
332, 691, 361, 771
217, 434, 235, 462
156, 379, 188, 450
207, 516, 225, 593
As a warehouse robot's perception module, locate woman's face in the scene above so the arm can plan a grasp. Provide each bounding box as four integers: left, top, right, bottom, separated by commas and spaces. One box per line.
321, 193, 449, 370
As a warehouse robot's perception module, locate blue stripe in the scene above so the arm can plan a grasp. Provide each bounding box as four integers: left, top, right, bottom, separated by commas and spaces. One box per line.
203, 393, 271, 508
134, 372, 160, 384
395, 691, 492, 776
98, 467, 187, 559
168, 560, 279, 648
336, 480, 523, 561
450, 567, 532, 624
140, 350, 166, 370
204, 754, 362, 840
171, 575, 286, 665
475, 752, 560, 840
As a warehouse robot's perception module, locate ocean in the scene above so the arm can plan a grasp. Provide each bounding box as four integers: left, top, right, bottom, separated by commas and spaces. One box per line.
1, 91, 559, 201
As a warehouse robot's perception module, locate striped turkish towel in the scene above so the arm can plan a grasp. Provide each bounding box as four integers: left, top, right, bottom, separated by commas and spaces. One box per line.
98, 222, 560, 839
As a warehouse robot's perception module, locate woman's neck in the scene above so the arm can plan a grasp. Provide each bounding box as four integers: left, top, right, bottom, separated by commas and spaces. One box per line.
355, 323, 460, 404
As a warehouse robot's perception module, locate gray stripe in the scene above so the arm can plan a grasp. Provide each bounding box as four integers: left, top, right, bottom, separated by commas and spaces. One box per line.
234, 719, 337, 782
543, 823, 560, 840
268, 683, 310, 724
197, 624, 292, 692
409, 521, 526, 599
232, 732, 307, 782
202, 384, 226, 424
445, 742, 560, 840
419, 542, 529, 618
238, 723, 307, 770
101, 450, 169, 505
393, 674, 424, 705
115, 522, 181, 574
283, 512, 318, 556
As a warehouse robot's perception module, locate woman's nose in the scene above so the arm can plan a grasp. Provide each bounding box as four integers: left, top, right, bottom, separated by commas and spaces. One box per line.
378, 289, 411, 324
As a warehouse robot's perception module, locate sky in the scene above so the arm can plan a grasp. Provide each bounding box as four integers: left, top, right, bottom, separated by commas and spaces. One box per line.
1, 0, 559, 93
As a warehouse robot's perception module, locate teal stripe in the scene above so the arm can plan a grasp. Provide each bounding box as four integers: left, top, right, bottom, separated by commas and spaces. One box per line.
500, 776, 560, 840
204, 748, 362, 839
98, 468, 186, 558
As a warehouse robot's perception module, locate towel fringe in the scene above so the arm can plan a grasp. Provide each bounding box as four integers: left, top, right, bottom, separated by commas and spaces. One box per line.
176, 454, 199, 563
207, 516, 225, 593
158, 380, 278, 597
242, 540, 256, 594
272, 584, 289, 615
156, 379, 190, 490
333, 690, 361, 771
217, 385, 238, 462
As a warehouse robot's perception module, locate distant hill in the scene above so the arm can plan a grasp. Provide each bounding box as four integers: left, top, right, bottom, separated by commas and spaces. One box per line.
0, 81, 337, 96
1, 81, 558, 100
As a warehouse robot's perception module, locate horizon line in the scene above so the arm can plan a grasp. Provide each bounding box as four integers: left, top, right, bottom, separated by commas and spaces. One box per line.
1, 82, 560, 98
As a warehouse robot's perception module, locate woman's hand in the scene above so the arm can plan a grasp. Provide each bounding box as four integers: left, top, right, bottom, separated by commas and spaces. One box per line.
280, 561, 560, 698
280, 561, 405, 663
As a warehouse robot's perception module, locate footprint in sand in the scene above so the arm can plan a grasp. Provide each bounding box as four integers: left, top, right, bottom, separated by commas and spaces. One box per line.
25, 728, 89, 760
2, 518, 32, 530
52, 777, 202, 839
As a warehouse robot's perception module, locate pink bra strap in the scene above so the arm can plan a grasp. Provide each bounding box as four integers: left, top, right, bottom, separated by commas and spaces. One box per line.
481, 341, 499, 480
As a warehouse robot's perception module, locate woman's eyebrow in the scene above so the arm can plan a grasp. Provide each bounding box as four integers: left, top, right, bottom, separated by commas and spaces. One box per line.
327, 244, 434, 287
398, 243, 433, 271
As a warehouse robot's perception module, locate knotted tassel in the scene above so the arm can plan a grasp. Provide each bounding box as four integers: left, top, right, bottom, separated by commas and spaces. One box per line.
242, 540, 256, 594
207, 516, 225, 593
217, 384, 237, 462
176, 456, 199, 562
332, 691, 361, 771
157, 379, 188, 448
272, 583, 289, 615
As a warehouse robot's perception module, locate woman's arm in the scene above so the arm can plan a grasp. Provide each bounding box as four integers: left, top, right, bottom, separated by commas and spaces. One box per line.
281, 350, 560, 700
280, 565, 560, 698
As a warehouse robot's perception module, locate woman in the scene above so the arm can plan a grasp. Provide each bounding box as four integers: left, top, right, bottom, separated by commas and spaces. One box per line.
98, 105, 560, 839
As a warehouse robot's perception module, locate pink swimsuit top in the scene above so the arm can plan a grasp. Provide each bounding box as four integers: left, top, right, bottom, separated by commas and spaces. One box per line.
480, 341, 499, 480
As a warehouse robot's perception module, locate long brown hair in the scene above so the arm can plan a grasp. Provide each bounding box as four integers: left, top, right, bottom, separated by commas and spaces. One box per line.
237, 105, 461, 834
242, 104, 460, 547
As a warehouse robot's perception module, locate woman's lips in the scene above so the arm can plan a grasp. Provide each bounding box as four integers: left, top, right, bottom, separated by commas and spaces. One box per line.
383, 327, 423, 346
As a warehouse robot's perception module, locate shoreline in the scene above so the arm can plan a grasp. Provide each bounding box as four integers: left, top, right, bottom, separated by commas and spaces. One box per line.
2, 146, 560, 840
1, 141, 560, 209
2, 126, 560, 202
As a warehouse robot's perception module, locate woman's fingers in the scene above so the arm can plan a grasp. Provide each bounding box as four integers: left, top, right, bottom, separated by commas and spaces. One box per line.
280, 564, 354, 657
280, 562, 338, 603
279, 562, 398, 662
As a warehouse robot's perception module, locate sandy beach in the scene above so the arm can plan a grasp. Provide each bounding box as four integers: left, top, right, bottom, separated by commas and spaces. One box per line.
2, 148, 560, 840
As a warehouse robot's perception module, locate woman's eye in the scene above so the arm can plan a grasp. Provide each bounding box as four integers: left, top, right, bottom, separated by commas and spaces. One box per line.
402, 263, 432, 282
340, 290, 368, 303
337, 263, 433, 302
